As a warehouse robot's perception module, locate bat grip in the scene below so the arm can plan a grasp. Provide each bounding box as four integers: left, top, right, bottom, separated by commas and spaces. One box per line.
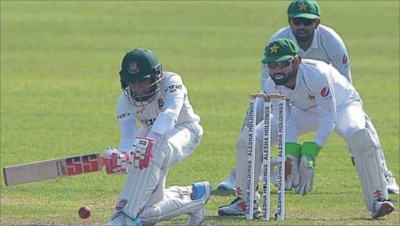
100, 154, 130, 174
101, 157, 107, 166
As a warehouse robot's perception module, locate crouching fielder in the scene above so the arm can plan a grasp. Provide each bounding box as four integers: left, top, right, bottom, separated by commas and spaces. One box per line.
220, 38, 395, 219
261, 38, 394, 219
103, 48, 210, 226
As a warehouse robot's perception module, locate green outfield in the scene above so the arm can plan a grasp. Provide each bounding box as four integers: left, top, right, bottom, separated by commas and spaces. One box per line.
1, 1, 399, 225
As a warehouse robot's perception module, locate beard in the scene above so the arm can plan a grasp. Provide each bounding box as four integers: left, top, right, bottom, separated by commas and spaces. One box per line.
270, 73, 291, 85
270, 68, 296, 86
294, 29, 312, 43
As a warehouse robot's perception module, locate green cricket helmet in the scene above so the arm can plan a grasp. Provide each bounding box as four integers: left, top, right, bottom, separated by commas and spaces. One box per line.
119, 48, 163, 107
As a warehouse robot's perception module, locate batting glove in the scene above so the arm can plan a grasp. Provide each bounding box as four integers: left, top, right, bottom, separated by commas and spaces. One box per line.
103, 147, 130, 174
129, 136, 155, 169
296, 142, 321, 195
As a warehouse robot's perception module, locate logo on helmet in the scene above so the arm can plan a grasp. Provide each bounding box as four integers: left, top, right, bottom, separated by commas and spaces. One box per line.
270, 44, 280, 54
128, 61, 140, 75
298, 2, 308, 11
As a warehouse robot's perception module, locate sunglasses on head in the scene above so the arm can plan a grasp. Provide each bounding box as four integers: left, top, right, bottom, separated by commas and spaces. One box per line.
290, 17, 315, 26
267, 57, 295, 69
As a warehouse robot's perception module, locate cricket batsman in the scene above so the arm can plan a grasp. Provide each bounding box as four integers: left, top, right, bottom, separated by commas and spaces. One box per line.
103, 48, 210, 226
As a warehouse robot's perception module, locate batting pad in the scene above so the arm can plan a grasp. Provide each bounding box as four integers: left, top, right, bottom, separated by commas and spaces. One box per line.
236, 126, 261, 197
111, 144, 167, 220
348, 129, 388, 211
140, 186, 205, 225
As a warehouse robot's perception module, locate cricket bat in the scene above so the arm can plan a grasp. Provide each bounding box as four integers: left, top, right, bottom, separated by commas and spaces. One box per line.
3, 153, 106, 186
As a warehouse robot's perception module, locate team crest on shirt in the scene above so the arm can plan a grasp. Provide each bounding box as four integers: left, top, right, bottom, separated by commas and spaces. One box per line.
320, 87, 330, 97
158, 98, 164, 110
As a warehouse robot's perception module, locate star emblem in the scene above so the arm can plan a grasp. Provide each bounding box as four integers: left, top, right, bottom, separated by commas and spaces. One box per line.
298, 2, 308, 11
269, 44, 279, 54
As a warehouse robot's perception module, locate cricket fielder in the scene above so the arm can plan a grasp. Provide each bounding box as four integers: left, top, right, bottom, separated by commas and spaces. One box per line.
218, 0, 398, 198
218, 0, 352, 192
103, 48, 210, 226
220, 38, 395, 219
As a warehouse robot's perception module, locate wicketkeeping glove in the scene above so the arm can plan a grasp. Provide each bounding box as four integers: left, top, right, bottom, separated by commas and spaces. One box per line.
103, 146, 130, 174
270, 142, 301, 190
295, 141, 321, 195
285, 142, 301, 191
129, 136, 155, 169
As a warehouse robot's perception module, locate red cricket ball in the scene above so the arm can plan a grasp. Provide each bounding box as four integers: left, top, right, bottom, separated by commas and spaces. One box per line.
78, 206, 91, 219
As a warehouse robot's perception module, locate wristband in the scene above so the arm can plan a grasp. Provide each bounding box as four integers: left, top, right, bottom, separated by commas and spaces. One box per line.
285, 142, 301, 158
301, 141, 321, 158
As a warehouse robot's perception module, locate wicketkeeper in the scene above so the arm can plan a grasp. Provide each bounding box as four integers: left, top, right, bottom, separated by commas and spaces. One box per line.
103, 48, 210, 226
218, 0, 398, 210
220, 38, 395, 219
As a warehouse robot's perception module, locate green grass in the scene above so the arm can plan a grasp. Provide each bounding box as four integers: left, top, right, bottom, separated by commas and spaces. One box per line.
1, 1, 399, 225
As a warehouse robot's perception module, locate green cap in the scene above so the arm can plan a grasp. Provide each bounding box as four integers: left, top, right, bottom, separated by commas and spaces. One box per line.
120, 48, 161, 83
261, 38, 299, 63
287, 0, 320, 20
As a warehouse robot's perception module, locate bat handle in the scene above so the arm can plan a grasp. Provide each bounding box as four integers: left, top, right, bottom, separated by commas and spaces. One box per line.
101, 157, 113, 174
101, 157, 107, 166
100, 154, 129, 166
100, 154, 130, 174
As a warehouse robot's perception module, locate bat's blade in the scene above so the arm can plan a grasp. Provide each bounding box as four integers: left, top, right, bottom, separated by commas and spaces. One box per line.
3, 153, 104, 186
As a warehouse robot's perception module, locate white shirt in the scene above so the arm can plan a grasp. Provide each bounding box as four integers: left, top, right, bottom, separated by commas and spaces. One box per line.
263, 59, 360, 146
261, 25, 351, 89
116, 71, 200, 153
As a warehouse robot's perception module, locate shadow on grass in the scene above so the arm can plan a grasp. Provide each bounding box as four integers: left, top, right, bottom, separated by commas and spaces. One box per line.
210, 187, 366, 197
211, 189, 235, 196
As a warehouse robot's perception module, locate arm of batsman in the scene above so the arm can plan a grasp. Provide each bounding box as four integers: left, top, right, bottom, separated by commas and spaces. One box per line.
295, 141, 321, 195
103, 146, 130, 174
128, 136, 155, 170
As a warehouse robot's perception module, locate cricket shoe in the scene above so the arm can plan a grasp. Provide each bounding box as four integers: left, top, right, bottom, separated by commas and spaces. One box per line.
218, 197, 261, 216
103, 211, 141, 226
187, 181, 211, 226
385, 171, 399, 194
217, 169, 236, 191
371, 199, 395, 219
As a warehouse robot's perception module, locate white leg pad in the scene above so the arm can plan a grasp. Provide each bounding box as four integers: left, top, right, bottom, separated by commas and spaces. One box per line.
348, 129, 388, 211
235, 126, 263, 199
111, 144, 167, 219
235, 126, 250, 197
365, 115, 390, 173
140, 186, 205, 225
